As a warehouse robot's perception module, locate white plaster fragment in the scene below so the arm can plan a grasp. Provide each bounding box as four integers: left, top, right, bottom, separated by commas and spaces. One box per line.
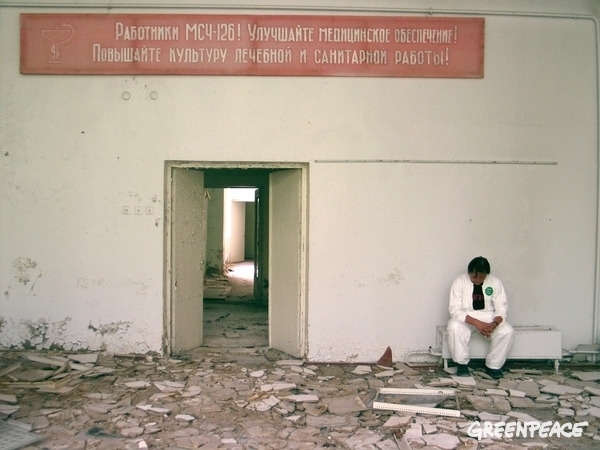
478, 411, 503, 422
283, 394, 319, 403
124, 381, 150, 389
0, 394, 18, 403
422, 433, 460, 450
572, 371, 600, 381
540, 384, 583, 395
404, 424, 422, 439
285, 415, 302, 422
276, 360, 304, 366
67, 353, 98, 364
452, 376, 476, 386
375, 370, 396, 378
175, 414, 196, 422
585, 386, 600, 396
383, 416, 412, 427
486, 388, 508, 396
509, 389, 526, 397
154, 380, 185, 391
259, 382, 296, 392
558, 408, 575, 417
506, 411, 540, 423
352, 365, 372, 375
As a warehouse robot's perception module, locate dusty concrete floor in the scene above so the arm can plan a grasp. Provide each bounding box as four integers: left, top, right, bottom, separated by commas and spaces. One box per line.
2, 264, 600, 449
1, 347, 600, 449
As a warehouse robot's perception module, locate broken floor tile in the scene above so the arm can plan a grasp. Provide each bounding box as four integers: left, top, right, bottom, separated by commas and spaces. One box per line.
428, 377, 457, 387
136, 404, 171, 414
326, 395, 367, 414
286, 425, 322, 442
585, 386, 600, 396
452, 376, 476, 386
340, 428, 383, 447
175, 414, 196, 421
558, 407, 575, 417
383, 415, 412, 427
123, 381, 151, 389
516, 380, 541, 398
0, 393, 17, 403
67, 353, 99, 364
572, 371, 600, 381
506, 410, 540, 423
283, 394, 319, 403
486, 388, 508, 396
422, 432, 460, 450
154, 380, 185, 391
539, 384, 583, 395
422, 422, 437, 434
259, 381, 296, 392
508, 396, 537, 408
275, 359, 304, 366
478, 411, 504, 422
4, 348, 600, 449
0, 404, 21, 416
306, 414, 348, 428
352, 365, 372, 375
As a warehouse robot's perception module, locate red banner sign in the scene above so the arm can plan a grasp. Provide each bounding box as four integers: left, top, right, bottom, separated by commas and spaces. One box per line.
20, 14, 484, 77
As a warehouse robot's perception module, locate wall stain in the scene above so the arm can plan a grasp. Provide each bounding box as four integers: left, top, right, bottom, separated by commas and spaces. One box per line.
21, 317, 71, 350
13, 257, 38, 285
88, 320, 132, 336
378, 268, 404, 285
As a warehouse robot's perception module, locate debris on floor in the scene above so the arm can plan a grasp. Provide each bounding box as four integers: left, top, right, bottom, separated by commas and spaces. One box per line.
1, 347, 600, 449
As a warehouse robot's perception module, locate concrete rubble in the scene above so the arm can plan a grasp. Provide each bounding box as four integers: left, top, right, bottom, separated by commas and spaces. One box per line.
0, 347, 599, 449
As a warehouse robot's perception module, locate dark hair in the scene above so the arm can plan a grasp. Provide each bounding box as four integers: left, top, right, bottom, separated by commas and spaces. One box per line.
467, 256, 490, 274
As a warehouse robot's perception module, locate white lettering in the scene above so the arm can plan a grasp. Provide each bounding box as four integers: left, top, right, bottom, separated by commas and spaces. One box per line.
318, 27, 390, 43
92, 44, 162, 63
314, 49, 386, 65
394, 27, 456, 44
248, 25, 314, 42
395, 49, 448, 66
185, 23, 239, 41
115, 22, 179, 41
233, 48, 292, 64
467, 421, 587, 441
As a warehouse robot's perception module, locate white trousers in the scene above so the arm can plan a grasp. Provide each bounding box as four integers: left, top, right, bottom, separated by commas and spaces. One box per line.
447, 318, 515, 369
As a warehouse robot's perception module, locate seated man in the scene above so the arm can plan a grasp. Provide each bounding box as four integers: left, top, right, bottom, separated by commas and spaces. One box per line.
447, 256, 514, 379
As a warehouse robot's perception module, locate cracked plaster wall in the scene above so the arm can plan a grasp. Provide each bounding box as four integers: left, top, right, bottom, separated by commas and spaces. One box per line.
1, 0, 599, 359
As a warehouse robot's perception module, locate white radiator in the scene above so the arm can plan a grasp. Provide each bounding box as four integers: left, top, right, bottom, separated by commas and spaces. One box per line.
436, 325, 562, 371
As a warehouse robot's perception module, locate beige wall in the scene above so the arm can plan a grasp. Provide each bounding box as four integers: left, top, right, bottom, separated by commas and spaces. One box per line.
1, 0, 598, 360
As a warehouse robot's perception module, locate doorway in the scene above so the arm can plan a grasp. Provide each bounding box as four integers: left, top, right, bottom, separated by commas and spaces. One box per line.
204, 187, 264, 348
164, 162, 308, 358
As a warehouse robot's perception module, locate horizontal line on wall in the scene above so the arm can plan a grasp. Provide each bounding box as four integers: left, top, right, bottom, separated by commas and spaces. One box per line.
314, 159, 558, 165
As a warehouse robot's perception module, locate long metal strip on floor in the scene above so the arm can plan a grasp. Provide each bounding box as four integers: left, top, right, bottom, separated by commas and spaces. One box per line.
373, 401, 461, 417
378, 388, 456, 396
374, 387, 460, 417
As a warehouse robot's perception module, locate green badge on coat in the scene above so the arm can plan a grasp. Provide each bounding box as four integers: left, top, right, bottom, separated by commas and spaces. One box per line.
485, 287, 493, 295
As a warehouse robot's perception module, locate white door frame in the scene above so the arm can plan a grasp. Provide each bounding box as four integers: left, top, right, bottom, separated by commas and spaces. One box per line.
164, 161, 309, 357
